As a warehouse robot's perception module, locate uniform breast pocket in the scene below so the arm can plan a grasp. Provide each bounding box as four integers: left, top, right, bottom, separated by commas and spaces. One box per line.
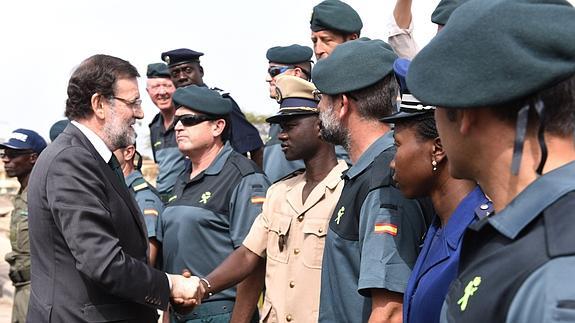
267, 213, 292, 264
302, 218, 329, 269
16, 219, 30, 252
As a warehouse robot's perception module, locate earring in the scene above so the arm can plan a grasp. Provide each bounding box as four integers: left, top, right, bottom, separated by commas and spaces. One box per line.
432, 160, 438, 171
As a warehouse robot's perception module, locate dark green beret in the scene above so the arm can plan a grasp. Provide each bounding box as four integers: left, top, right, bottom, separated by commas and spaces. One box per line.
312, 38, 397, 95
310, 0, 363, 34
431, 0, 468, 25
146, 63, 170, 78
172, 85, 231, 116
266, 44, 313, 64
408, 0, 575, 109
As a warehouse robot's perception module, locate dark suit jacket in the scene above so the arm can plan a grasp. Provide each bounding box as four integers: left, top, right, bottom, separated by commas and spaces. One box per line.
27, 124, 170, 323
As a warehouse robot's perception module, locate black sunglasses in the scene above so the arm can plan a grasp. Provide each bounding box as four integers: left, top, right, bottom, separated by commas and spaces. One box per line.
268, 65, 296, 78
0, 149, 35, 159
174, 114, 218, 127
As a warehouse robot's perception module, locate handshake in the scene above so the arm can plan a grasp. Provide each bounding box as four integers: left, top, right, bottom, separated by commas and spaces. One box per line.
168, 271, 209, 313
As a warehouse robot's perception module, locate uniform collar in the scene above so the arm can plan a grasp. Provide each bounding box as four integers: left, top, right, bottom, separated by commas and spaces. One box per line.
204, 142, 234, 175
444, 186, 489, 249
125, 170, 143, 187
344, 131, 394, 180
487, 161, 575, 239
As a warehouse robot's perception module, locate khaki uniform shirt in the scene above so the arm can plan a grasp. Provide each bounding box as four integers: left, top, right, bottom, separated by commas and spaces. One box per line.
5, 187, 31, 286
243, 160, 348, 323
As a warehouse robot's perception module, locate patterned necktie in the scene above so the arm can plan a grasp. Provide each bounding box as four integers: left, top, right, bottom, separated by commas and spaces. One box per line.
108, 155, 126, 186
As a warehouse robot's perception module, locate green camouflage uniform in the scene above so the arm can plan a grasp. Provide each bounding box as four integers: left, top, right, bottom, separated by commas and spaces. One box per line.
5, 187, 31, 323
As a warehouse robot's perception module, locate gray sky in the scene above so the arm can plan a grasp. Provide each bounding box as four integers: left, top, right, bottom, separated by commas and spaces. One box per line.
0, 0, 449, 156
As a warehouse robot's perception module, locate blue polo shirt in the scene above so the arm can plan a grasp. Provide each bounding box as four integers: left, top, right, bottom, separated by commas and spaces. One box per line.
404, 186, 489, 323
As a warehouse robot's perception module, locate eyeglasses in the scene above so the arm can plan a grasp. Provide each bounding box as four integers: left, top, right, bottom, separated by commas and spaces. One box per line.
268, 65, 296, 78
0, 149, 34, 159
111, 96, 143, 110
173, 113, 218, 127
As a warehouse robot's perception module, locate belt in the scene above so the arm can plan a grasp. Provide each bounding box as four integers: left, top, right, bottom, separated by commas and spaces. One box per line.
172, 299, 234, 321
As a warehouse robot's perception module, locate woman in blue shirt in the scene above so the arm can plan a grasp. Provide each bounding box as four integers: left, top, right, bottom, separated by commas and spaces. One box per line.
381, 94, 490, 323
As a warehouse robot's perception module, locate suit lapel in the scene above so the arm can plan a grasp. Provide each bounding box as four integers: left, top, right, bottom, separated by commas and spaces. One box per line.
67, 124, 148, 239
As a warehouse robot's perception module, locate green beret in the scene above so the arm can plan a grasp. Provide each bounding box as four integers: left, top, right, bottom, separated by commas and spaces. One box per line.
266, 44, 313, 64
146, 63, 170, 78
312, 38, 397, 95
310, 0, 363, 34
431, 0, 468, 25
408, 0, 575, 109
172, 85, 231, 116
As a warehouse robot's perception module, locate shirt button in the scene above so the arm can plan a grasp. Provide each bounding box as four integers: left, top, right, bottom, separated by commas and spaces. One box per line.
289, 281, 295, 288
480, 204, 489, 210
318, 228, 323, 233
297, 215, 304, 222
286, 314, 293, 322
294, 248, 300, 255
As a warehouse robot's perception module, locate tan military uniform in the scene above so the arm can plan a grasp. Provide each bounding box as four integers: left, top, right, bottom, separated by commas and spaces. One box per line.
5, 187, 31, 323
243, 160, 347, 323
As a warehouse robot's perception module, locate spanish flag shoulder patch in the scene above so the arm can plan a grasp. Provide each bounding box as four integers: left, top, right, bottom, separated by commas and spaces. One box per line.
251, 196, 266, 204
374, 223, 398, 236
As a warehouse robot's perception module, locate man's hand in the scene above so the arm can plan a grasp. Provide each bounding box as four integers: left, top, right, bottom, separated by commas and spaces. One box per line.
169, 274, 203, 309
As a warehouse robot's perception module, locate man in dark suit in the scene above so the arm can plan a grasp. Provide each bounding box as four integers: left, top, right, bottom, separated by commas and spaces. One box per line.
27, 54, 202, 323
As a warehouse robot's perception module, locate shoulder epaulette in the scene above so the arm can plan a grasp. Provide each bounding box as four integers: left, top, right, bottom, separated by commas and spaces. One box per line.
131, 178, 149, 192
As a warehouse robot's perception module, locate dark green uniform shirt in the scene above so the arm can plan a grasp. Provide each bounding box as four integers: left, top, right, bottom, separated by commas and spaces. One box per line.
319, 132, 428, 323
126, 170, 164, 239
149, 113, 187, 197
157, 142, 270, 303
5, 187, 31, 286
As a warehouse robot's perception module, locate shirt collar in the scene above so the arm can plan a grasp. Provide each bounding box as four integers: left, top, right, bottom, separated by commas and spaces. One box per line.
71, 120, 112, 163
286, 159, 348, 192
487, 161, 575, 239
344, 131, 394, 180
445, 186, 490, 249
204, 142, 234, 175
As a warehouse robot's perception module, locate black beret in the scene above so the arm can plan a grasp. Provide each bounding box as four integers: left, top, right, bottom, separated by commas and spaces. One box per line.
266, 44, 313, 64
380, 94, 435, 123
146, 63, 170, 78
312, 38, 397, 95
266, 75, 319, 124
172, 85, 231, 116
310, 0, 363, 34
161, 48, 204, 67
408, 0, 575, 109
431, 0, 468, 25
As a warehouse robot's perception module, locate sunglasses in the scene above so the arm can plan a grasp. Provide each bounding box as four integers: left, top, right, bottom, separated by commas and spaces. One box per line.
173, 114, 219, 127
268, 65, 296, 78
0, 149, 35, 159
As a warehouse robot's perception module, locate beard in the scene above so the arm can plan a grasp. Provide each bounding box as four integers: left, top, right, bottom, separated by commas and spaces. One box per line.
319, 104, 350, 150
104, 107, 136, 150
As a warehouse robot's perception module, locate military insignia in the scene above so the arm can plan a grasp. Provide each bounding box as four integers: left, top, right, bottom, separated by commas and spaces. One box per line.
275, 87, 283, 103
154, 141, 162, 147
251, 196, 266, 204
168, 195, 178, 203
164, 55, 170, 65
457, 276, 482, 311
335, 206, 345, 224
374, 223, 397, 236
143, 209, 159, 216
200, 191, 212, 204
